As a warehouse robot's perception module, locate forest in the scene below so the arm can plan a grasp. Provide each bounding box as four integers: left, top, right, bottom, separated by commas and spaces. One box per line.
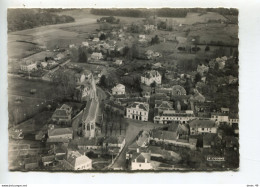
8, 9, 75, 32
90, 8, 238, 18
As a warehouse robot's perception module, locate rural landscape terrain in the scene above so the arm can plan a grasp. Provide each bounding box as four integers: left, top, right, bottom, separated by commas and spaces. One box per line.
8, 8, 239, 171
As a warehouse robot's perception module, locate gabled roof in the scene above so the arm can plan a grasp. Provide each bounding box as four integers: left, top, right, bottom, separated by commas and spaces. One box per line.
156, 100, 173, 109
48, 128, 73, 137
66, 151, 92, 168
152, 130, 178, 141
132, 152, 151, 163
189, 119, 216, 129
128, 102, 149, 111
82, 99, 99, 124
142, 70, 161, 79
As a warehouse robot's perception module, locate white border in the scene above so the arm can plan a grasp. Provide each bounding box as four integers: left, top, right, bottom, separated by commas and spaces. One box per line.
1, 0, 260, 184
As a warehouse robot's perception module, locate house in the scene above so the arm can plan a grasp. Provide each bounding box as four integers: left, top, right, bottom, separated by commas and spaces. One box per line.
47, 128, 73, 143
77, 137, 102, 151
126, 102, 149, 122
229, 113, 239, 126
42, 155, 55, 166
154, 110, 195, 124
114, 59, 123, 66
228, 75, 238, 84
141, 70, 162, 86
150, 129, 197, 149
112, 84, 125, 95
91, 52, 103, 60
144, 24, 157, 31
131, 150, 153, 170
211, 113, 229, 125
63, 151, 92, 170
92, 38, 100, 42
82, 41, 89, 47
189, 119, 217, 135
153, 62, 162, 69
221, 107, 230, 114
190, 89, 205, 103
197, 64, 209, 76
69, 44, 75, 48
232, 123, 239, 135
103, 136, 126, 153
75, 73, 86, 83
155, 100, 174, 115
168, 122, 189, 140
145, 50, 160, 59
51, 104, 73, 124
20, 62, 38, 72
139, 35, 146, 39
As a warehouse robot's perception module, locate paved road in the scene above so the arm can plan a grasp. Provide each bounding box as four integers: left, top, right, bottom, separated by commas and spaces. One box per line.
111, 119, 164, 169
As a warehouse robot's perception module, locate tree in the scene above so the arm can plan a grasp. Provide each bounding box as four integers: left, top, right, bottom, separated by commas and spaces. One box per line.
151, 35, 160, 45
52, 71, 76, 98
150, 81, 156, 94
99, 33, 106, 40
194, 73, 201, 84
205, 45, 210, 52
99, 75, 107, 88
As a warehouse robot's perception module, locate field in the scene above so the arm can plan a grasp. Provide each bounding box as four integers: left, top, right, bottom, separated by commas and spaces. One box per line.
8, 76, 58, 125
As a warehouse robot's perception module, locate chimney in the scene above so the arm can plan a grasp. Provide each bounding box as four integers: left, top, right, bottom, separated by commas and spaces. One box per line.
137, 148, 140, 153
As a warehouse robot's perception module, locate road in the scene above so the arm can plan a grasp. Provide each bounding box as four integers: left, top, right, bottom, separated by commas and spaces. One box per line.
111, 119, 164, 169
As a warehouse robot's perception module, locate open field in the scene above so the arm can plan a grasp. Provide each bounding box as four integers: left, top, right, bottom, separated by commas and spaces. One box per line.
8, 76, 58, 124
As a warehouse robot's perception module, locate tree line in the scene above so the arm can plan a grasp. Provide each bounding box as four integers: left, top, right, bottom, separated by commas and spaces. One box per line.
90, 8, 238, 18
8, 9, 75, 32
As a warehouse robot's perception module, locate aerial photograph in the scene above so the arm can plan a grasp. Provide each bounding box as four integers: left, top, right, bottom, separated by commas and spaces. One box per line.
7, 8, 239, 171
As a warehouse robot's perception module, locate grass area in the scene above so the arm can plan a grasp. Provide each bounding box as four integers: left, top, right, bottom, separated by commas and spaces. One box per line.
8, 77, 58, 125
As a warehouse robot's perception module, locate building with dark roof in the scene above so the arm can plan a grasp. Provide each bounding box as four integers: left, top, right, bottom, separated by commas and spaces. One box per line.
150, 129, 197, 150
51, 104, 72, 124
47, 128, 73, 143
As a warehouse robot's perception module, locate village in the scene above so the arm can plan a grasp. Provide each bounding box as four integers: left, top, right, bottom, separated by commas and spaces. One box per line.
8, 9, 239, 171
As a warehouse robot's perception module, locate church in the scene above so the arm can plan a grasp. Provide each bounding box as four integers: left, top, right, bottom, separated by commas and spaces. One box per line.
81, 74, 99, 139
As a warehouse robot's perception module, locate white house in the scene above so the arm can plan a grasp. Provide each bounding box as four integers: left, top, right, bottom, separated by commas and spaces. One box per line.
63, 151, 92, 170
141, 70, 162, 86
189, 119, 217, 135
82, 41, 89, 47
20, 62, 38, 72
211, 113, 229, 124
126, 102, 149, 122
154, 110, 196, 124
114, 59, 123, 66
92, 38, 100, 42
131, 150, 153, 170
91, 52, 103, 60
197, 64, 209, 76
112, 84, 125, 95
